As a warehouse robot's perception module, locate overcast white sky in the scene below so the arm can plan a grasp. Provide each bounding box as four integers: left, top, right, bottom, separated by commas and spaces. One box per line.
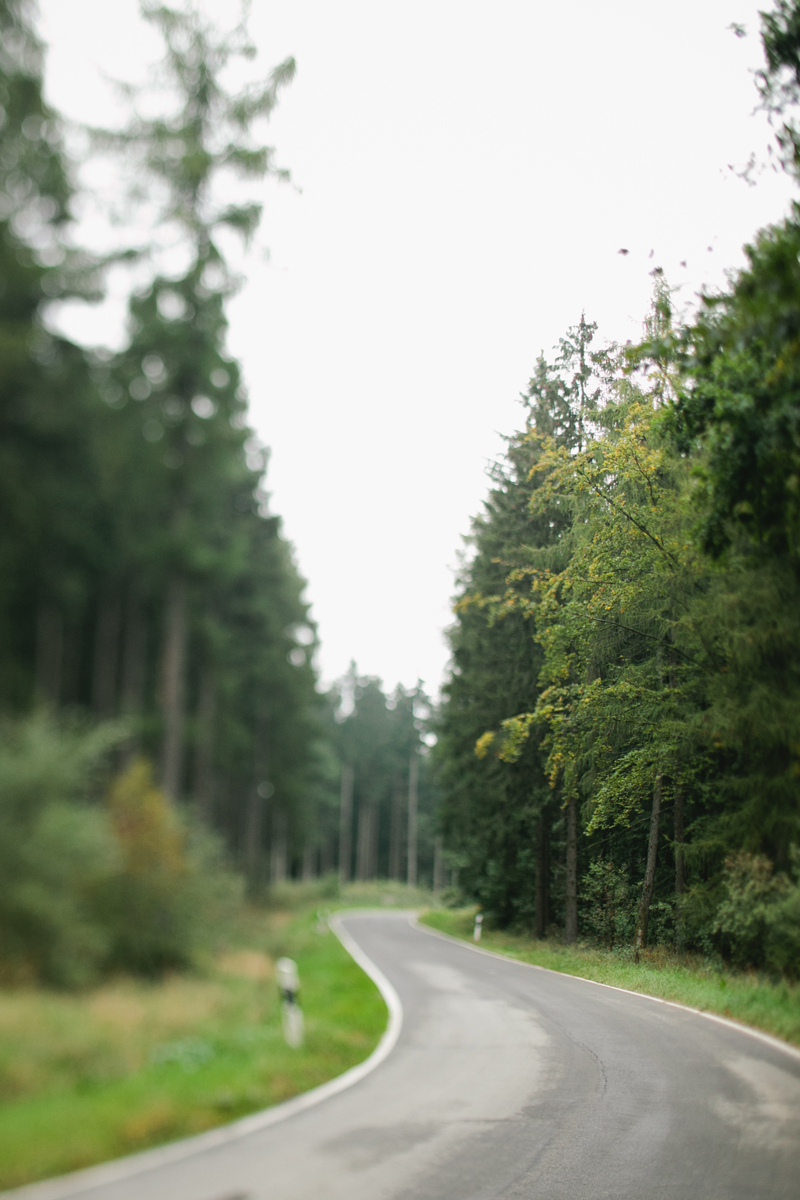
38, 0, 795, 697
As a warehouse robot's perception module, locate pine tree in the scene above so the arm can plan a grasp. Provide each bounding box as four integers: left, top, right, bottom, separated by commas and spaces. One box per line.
0, 0, 105, 712
90, 3, 295, 803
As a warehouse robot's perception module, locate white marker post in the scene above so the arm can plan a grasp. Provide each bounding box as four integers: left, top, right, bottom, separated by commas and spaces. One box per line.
276, 957, 304, 1048
473, 913, 483, 943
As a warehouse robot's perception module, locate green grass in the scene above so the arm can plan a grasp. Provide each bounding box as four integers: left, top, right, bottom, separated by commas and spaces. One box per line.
0, 891, 398, 1191
267, 876, 433, 912
420, 908, 800, 1049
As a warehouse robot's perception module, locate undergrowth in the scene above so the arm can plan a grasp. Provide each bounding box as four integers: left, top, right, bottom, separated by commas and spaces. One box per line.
0, 889, 401, 1190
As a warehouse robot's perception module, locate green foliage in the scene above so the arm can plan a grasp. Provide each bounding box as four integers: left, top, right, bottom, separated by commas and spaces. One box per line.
97, 759, 243, 975
713, 852, 800, 977
663, 2, 800, 564
325, 667, 439, 883
0, 716, 244, 985
0, 905, 386, 1189
0, 1, 104, 713
436, 8, 800, 973
438, 241, 800, 970
435, 325, 592, 926
0, 713, 120, 985
0, 0, 326, 907
758, 0, 800, 177
100, 3, 294, 230
669, 218, 800, 561
580, 860, 635, 949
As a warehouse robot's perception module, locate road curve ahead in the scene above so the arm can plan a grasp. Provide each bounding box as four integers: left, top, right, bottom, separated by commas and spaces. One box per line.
8, 911, 800, 1200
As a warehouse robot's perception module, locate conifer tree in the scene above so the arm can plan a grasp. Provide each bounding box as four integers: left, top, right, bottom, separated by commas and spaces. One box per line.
0, 0, 103, 711
437, 321, 602, 931
92, 3, 295, 802
0, 2, 326, 889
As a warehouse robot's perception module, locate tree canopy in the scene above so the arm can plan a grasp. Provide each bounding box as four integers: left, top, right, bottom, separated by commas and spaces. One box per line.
436, 4, 800, 972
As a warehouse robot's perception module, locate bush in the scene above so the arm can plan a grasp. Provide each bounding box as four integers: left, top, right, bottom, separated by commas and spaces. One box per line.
96, 758, 243, 975
580, 859, 636, 949
713, 851, 800, 977
0, 716, 244, 987
0, 713, 120, 986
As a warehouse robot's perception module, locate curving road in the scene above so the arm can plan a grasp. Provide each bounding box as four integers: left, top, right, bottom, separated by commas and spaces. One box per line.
8, 911, 800, 1200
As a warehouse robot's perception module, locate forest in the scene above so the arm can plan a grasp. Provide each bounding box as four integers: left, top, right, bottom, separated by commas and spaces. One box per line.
0, 0, 436, 986
436, 1, 800, 975
7, 2, 800, 1192
3, 0, 800, 992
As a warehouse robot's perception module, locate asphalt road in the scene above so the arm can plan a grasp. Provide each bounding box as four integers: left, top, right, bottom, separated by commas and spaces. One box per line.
9, 911, 800, 1200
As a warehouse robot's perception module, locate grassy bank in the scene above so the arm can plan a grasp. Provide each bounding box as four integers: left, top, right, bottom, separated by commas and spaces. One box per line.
420, 908, 800, 1049
0, 885, 421, 1191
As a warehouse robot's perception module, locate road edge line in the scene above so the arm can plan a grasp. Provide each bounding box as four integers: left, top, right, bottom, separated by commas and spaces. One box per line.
2, 914, 403, 1200
411, 915, 800, 1064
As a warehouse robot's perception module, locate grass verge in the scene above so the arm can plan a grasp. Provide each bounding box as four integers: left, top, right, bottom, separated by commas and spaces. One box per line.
0, 888, 409, 1191
419, 908, 800, 1049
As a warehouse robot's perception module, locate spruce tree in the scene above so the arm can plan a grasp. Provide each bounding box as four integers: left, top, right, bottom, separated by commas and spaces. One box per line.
0, 0, 103, 711
91, 4, 295, 804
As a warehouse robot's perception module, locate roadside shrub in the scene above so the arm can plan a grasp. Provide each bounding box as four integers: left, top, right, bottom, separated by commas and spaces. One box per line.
0, 717, 244, 987
0, 713, 120, 986
713, 851, 800, 977
580, 859, 636, 949
646, 897, 676, 948
763, 881, 800, 978
676, 881, 721, 959
96, 758, 243, 975
97, 758, 191, 974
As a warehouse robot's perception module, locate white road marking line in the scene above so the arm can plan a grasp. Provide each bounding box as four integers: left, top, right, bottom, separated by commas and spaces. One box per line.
411, 916, 800, 1065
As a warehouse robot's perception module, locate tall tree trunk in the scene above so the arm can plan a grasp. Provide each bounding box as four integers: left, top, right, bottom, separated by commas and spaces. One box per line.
433, 836, 444, 893
407, 750, 419, 888
389, 771, 403, 880
35, 601, 63, 707
355, 802, 367, 880
356, 802, 375, 880
302, 842, 316, 881
60, 617, 82, 706
565, 796, 578, 943
121, 590, 147, 716
243, 781, 264, 887
119, 590, 147, 763
321, 833, 334, 877
634, 775, 663, 963
667, 632, 684, 950
193, 668, 216, 821
92, 591, 121, 718
160, 574, 186, 802
338, 764, 354, 884
243, 710, 269, 885
535, 809, 550, 939
674, 784, 686, 952
369, 800, 379, 879
270, 808, 288, 883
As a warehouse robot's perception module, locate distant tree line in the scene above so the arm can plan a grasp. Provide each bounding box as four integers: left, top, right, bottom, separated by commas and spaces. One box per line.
436, 2, 800, 976
324, 667, 440, 890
